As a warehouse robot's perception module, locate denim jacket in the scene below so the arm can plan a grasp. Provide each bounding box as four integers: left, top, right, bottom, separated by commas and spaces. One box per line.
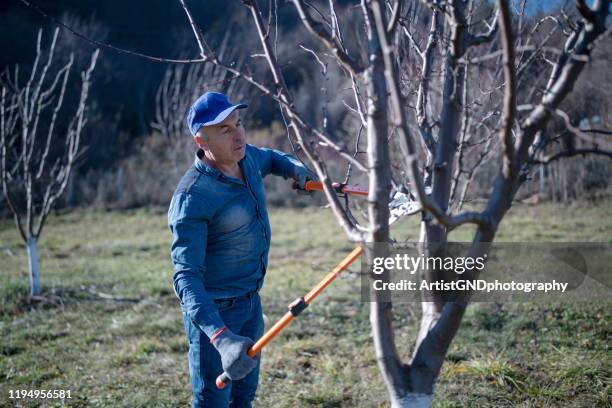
168, 144, 303, 338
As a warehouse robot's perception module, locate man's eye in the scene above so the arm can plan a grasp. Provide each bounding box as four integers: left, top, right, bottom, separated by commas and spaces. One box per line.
237, 122, 242, 127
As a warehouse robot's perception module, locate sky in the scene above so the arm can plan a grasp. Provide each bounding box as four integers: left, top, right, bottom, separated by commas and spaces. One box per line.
507, 0, 608, 15
511, 0, 568, 14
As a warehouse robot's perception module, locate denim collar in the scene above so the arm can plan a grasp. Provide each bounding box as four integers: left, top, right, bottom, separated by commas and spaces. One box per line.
193, 149, 246, 185
193, 149, 222, 179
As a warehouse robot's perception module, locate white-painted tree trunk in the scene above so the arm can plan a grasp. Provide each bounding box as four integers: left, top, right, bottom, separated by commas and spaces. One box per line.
394, 393, 433, 408
27, 236, 40, 296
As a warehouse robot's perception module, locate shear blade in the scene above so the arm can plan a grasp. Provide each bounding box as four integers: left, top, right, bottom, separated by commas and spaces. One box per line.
388, 191, 422, 225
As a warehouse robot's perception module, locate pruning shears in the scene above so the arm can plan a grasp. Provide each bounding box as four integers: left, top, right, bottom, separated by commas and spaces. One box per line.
215, 246, 363, 389
215, 180, 423, 389
294, 180, 369, 196
292, 180, 424, 223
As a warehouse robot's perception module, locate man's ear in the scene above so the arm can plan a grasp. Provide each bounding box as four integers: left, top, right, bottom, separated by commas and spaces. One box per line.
194, 131, 208, 149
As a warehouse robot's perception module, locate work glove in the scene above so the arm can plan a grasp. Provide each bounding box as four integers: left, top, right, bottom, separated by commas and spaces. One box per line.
293, 165, 319, 192
212, 329, 258, 381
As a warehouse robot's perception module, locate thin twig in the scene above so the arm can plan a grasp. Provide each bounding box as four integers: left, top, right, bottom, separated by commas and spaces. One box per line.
18, 0, 206, 64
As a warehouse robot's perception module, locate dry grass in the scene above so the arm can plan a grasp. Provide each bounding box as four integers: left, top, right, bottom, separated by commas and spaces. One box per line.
0, 200, 610, 407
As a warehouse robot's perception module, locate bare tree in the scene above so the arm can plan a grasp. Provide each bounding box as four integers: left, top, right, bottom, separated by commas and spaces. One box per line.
173, 0, 610, 405
0, 28, 98, 297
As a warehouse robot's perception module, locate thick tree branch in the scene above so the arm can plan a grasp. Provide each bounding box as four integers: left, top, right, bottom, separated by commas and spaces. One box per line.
415, 4, 440, 153
497, 0, 517, 179
529, 148, 612, 164
576, 0, 596, 22
371, 0, 491, 232
241, 0, 364, 242
361, 3, 408, 404
483, 0, 610, 235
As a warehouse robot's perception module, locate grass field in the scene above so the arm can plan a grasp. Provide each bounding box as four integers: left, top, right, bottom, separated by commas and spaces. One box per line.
0, 200, 610, 407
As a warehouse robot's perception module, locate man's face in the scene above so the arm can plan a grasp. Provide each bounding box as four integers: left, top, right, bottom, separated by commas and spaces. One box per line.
195, 110, 246, 165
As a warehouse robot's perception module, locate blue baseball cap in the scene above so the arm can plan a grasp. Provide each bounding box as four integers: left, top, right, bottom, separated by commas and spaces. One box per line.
187, 92, 248, 136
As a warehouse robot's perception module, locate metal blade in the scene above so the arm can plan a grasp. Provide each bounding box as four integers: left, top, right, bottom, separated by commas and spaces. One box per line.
388, 191, 422, 225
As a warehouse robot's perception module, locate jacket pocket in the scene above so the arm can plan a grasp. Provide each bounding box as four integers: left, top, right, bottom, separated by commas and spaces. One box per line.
214, 297, 236, 312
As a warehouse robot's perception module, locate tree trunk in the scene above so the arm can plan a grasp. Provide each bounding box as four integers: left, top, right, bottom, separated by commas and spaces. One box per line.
390, 5, 472, 403
538, 165, 543, 197
27, 236, 41, 297
394, 393, 433, 408
364, 3, 411, 406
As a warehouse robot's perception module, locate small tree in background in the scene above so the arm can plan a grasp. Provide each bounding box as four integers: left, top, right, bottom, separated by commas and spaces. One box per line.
0, 28, 98, 297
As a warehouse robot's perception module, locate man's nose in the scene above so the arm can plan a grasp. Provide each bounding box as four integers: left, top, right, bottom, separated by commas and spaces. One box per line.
233, 128, 245, 141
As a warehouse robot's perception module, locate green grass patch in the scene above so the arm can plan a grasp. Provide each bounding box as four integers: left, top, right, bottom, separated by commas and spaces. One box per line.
0, 201, 610, 407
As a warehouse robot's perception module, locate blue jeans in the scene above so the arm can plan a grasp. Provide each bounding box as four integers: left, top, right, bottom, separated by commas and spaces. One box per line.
182, 292, 264, 408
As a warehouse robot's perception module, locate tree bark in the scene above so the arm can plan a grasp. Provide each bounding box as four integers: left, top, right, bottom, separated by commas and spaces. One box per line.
27, 236, 40, 297
363, 2, 410, 406
413, 0, 468, 355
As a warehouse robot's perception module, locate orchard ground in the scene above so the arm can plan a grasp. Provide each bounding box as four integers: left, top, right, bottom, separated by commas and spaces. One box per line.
0, 199, 610, 407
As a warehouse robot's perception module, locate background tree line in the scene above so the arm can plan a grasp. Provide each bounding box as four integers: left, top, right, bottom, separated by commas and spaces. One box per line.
0, 0, 609, 216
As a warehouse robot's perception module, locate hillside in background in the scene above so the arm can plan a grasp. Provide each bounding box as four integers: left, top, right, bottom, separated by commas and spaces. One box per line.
0, 0, 609, 212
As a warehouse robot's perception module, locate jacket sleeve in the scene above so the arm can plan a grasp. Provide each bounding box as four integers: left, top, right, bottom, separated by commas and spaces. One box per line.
247, 144, 306, 179
168, 191, 224, 339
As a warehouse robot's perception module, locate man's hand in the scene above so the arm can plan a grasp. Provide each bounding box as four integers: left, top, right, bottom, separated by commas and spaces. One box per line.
293, 166, 319, 192
212, 329, 258, 380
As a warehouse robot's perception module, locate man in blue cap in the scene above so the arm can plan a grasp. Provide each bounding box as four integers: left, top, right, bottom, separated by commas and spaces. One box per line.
168, 92, 316, 407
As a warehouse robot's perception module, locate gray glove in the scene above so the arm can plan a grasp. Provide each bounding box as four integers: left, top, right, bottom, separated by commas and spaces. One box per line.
293, 165, 319, 190
212, 330, 258, 380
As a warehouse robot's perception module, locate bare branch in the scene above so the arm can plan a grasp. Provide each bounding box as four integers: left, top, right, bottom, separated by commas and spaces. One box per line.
460, 45, 562, 65
532, 15, 571, 36
242, 0, 364, 242
465, 10, 499, 47
544, 26, 580, 95
0, 87, 27, 241
174, 1, 368, 173
416, 5, 440, 153
178, 0, 214, 58
553, 108, 612, 149
529, 148, 612, 164
289, 0, 365, 75
400, 23, 424, 58
371, 0, 491, 232
386, 0, 402, 34
455, 133, 496, 212
517, 104, 612, 150
576, 0, 596, 22
349, 73, 367, 127
1, 26, 99, 247
482, 0, 610, 238
36, 55, 73, 179
298, 44, 327, 73
497, 0, 517, 178
581, 128, 612, 136
35, 49, 99, 237
18, 0, 206, 64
